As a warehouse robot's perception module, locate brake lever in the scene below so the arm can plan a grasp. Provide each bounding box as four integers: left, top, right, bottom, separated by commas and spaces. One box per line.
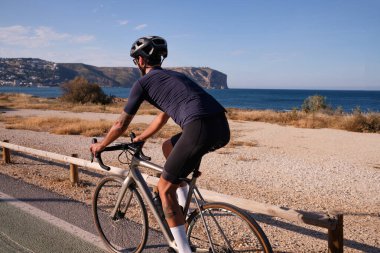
130, 132, 136, 142
129, 132, 151, 161
139, 151, 151, 161
91, 138, 111, 171
90, 138, 97, 162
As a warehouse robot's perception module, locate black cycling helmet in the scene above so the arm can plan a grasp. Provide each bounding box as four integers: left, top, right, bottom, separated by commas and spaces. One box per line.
130, 36, 168, 61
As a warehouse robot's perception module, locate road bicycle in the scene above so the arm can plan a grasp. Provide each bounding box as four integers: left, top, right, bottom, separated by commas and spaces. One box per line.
91, 133, 273, 253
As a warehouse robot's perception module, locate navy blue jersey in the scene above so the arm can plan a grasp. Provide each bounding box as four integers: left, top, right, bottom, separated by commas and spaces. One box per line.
124, 67, 226, 127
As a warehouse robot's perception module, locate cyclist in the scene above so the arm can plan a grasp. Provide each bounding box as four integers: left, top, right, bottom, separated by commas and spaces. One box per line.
90, 36, 230, 253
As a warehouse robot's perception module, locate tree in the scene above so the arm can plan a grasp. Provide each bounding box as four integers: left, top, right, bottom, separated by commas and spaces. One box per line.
60, 77, 113, 104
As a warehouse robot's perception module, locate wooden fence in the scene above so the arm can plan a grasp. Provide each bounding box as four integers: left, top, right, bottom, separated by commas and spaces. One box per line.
1, 140, 343, 253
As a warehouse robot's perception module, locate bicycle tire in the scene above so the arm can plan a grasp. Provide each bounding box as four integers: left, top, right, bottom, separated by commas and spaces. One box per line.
92, 176, 148, 253
186, 202, 273, 253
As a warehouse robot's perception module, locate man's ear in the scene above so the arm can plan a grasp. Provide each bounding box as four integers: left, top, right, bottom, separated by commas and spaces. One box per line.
138, 56, 146, 66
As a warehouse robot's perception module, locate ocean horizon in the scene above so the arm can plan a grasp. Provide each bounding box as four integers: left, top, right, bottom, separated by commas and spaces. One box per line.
1, 86, 379, 112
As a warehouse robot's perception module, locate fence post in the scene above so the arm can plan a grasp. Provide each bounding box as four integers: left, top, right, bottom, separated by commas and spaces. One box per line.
2, 140, 11, 163
69, 154, 79, 186
328, 214, 344, 253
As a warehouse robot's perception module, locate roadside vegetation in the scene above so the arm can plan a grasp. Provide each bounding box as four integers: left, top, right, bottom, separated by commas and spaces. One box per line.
60, 77, 114, 104
1, 93, 379, 133
0, 116, 180, 139
0, 116, 253, 147
0, 92, 158, 115
227, 95, 380, 133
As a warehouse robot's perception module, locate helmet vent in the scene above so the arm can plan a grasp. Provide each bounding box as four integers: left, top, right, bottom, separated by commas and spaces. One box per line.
130, 36, 168, 62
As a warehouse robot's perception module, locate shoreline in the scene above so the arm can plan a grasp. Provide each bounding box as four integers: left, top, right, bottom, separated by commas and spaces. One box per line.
2, 85, 380, 91
1, 89, 380, 113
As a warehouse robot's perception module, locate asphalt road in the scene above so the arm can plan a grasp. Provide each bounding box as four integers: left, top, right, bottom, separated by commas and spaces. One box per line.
0, 173, 168, 252
0, 200, 106, 253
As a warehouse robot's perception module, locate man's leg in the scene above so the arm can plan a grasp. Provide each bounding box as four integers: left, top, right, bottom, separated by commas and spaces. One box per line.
157, 177, 184, 226
162, 139, 189, 199
161, 126, 208, 253
158, 177, 191, 253
162, 138, 173, 159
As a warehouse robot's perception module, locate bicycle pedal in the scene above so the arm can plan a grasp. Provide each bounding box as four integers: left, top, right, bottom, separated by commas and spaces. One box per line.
166, 247, 176, 253
167, 246, 196, 253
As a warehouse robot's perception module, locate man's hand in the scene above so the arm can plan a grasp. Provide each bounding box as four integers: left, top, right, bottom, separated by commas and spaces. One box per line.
89, 112, 134, 156
132, 135, 144, 142
90, 142, 105, 156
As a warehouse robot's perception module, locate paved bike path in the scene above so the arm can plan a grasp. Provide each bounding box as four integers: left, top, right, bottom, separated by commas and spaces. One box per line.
0, 173, 168, 252
0, 201, 106, 253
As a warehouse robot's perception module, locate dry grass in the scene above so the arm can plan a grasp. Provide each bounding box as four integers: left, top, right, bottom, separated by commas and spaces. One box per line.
0, 116, 181, 139
0, 114, 258, 147
0, 93, 160, 115
0, 116, 113, 136
236, 154, 258, 162
227, 108, 380, 133
228, 140, 258, 147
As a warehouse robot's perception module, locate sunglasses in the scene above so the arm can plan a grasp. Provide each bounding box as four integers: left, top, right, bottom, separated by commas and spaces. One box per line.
133, 58, 139, 65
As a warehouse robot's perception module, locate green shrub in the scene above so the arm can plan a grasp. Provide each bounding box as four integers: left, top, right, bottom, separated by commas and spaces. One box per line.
335, 106, 344, 115
60, 77, 113, 104
302, 95, 330, 113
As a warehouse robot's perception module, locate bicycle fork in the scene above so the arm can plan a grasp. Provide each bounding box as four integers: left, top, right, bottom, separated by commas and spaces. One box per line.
110, 176, 133, 219
113, 167, 178, 250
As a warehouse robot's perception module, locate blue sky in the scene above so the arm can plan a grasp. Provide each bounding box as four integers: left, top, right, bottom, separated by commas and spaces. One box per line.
0, 0, 379, 90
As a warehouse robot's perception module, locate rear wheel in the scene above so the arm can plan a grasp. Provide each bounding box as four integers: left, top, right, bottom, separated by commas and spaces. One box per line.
186, 202, 273, 253
92, 176, 148, 253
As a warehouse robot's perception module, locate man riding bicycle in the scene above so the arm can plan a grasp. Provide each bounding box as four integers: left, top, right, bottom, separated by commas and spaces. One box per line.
90, 36, 230, 253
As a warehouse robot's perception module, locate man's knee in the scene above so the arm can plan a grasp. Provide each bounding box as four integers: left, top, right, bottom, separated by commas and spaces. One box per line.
157, 177, 186, 225
158, 179, 178, 209
157, 177, 177, 196
162, 139, 173, 159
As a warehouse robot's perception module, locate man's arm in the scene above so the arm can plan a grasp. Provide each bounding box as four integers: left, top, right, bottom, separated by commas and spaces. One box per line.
134, 112, 170, 142
90, 111, 134, 154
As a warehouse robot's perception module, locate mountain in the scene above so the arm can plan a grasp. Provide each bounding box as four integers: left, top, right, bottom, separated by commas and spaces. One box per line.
0, 58, 228, 89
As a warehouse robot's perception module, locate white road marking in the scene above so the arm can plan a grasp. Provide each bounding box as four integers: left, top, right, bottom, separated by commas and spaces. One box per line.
0, 191, 107, 251
0, 231, 35, 253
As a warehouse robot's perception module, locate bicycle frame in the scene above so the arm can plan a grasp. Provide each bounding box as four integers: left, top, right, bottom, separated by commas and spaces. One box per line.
110, 153, 201, 251
94, 138, 272, 253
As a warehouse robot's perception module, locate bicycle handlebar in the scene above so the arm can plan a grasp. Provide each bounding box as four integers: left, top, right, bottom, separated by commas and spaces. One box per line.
91, 132, 151, 171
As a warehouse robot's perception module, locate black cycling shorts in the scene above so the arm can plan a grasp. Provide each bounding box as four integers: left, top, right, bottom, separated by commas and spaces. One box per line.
162, 113, 230, 184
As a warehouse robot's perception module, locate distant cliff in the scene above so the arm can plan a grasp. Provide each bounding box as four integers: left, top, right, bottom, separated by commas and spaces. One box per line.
171, 67, 228, 89
0, 58, 228, 89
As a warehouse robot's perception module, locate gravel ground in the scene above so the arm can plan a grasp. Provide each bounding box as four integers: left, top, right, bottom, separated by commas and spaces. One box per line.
0, 109, 379, 252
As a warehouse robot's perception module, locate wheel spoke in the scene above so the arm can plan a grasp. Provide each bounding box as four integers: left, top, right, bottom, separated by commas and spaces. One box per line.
92, 177, 148, 253
187, 203, 272, 253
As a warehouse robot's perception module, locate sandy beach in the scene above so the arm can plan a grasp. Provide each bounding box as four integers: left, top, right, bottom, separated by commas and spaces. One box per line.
1, 109, 379, 252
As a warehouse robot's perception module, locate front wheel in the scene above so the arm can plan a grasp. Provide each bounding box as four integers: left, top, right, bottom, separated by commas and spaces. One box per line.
92, 176, 148, 253
186, 202, 273, 253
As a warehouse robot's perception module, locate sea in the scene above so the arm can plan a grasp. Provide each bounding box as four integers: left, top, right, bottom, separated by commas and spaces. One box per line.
1, 86, 379, 112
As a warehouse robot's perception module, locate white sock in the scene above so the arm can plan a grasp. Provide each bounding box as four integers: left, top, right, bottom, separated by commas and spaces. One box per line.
176, 184, 190, 215
170, 225, 192, 253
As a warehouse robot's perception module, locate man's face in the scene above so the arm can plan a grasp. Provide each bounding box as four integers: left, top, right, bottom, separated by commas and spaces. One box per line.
133, 56, 147, 76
